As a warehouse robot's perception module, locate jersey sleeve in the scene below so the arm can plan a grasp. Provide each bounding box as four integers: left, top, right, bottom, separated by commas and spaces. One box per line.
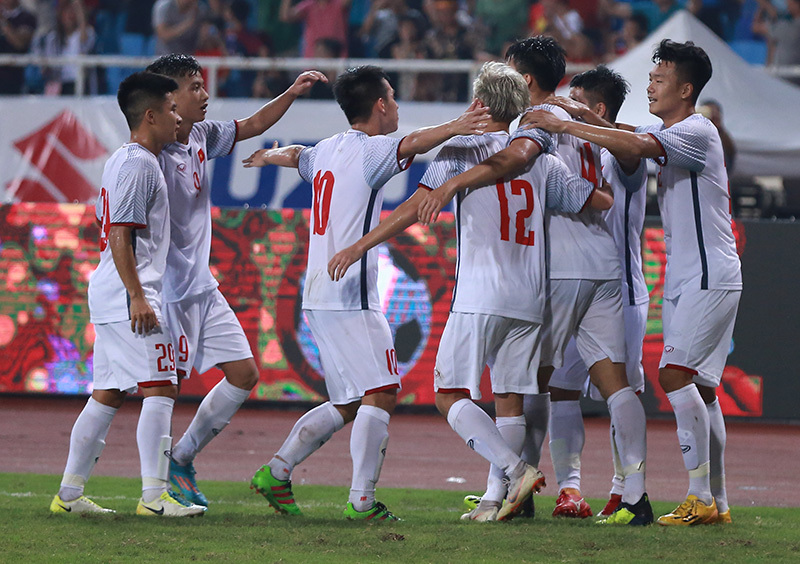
362, 135, 411, 189
638, 118, 711, 171
542, 154, 595, 213
418, 144, 465, 191
195, 120, 238, 159
509, 125, 553, 154
298, 145, 316, 183
611, 156, 646, 193
110, 158, 160, 227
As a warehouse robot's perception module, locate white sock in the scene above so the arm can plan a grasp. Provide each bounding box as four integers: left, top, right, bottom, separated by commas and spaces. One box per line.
138, 396, 174, 502
607, 387, 647, 504
59, 398, 117, 501
349, 405, 390, 512
446, 399, 520, 475
270, 402, 345, 480
666, 384, 711, 505
522, 393, 550, 467
484, 415, 526, 503
707, 398, 728, 513
549, 400, 584, 492
171, 378, 251, 466
609, 423, 625, 496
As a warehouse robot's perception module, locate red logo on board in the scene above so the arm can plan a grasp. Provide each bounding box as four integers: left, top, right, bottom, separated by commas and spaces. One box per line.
6, 110, 107, 203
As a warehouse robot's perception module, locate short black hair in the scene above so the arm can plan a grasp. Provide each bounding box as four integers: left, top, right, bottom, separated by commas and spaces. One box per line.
652, 39, 712, 104
117, 71, 178, 129
505, 36, 566, 93
569, 65, 630, 122
332, 66, 391, 125
146, 53, 203, 79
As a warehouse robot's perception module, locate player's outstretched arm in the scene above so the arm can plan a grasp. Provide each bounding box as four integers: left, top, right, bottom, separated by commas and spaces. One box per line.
108, 225, 158, 335
327, 188, 427, 281
242, 141, 305, 168
544, 95, 616, 129
397, 99, 491, 160
525, 109, 663, 162
417, 137, 543, 224
236, 71, 327, 141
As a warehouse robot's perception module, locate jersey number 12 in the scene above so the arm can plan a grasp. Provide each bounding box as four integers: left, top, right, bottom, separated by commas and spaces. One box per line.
496, 180, 535, 246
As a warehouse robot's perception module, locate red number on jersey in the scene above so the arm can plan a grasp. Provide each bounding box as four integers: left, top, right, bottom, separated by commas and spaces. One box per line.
496, 180, 535, 246
579, 142, 599, 186
312, 170, 334, 235
99, 187, 110, 251
385, 348, 399, 375
193, 171, 201, 193
155, 343, 176, 373
177, 335, 189, 364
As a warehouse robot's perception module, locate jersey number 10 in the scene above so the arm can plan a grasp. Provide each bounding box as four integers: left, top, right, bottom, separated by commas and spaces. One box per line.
496, 179, 535, 246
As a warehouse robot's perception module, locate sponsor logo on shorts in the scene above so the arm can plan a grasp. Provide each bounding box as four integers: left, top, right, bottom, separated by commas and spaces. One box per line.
680, 444, 691, 454
467, 439, 475, 451
212, 428, 221, 437
664, 345, 675, 353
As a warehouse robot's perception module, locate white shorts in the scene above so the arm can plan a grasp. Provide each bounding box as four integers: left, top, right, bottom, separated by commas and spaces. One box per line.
93, 321, 178, 394
434, 312, 542, 400
660, 288, 741, 387
549, 302, 648, 399
164, 288, 253, 376
305, 308, 401, 405
542, 279, 626, 370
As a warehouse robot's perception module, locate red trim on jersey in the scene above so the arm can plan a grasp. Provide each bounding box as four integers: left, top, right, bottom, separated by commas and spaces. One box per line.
663, 363, 698, 376
579, 187, 596, 213
418, 183, 433, 192
396, 137, 415, 171
364, 383, 400, 396
508, 136, 543, 153
230, 120, 240, 154
437, 387, 472, 397
139, 379, 174, 388
647, 133, 668, 166
109, 222, 147, 228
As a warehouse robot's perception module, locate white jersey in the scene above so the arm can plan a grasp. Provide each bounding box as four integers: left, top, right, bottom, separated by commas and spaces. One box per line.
420, 130, 593, 323
534, 104, 620, 281
298, 129, 412, 311
159, 119, 238, 303
637, 114, 742, 299
89, 143, 170, 324
601, 149, 649, 306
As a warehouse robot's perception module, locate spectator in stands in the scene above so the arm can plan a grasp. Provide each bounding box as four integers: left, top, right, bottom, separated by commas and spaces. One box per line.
0, 0, 36, 94
472, 0, 528, 57
391, 13, 426, 99
529, 0, 594, 61
279, 0, 350, 58
194, 16, 228, 89
308, 37, 340, 98
255, 0, 301, 56
418, 0, 478, 101
753, 0, 800, 70
222, 0, 270, 97
602, 0, 682, 34
698, 99, 737, 174
37, 0, 96, 96
686, 0, 743, 40
121, 0, 157, 55
152, 0, 201, 56
605, 10, 648, 60
361, 0, 425, 59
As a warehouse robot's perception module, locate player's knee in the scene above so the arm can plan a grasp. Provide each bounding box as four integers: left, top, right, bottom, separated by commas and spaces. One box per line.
223, 359, 259, 390
434, 391, 467, 418
658, 368, 692, 393
549, 387, 580, 402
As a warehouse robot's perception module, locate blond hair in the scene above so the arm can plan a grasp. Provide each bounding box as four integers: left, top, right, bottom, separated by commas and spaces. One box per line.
472, 61, 529, 124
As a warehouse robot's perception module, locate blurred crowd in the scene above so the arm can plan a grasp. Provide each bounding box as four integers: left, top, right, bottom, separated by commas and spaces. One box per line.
1, 0, 798, 99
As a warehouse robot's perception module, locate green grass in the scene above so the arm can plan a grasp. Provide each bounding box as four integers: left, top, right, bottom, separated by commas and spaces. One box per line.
3, 473, 800, 564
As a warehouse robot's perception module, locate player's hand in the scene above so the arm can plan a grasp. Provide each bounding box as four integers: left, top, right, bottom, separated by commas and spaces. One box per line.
451, 99, 491, 136
288, 70, 327, 97
129, 296, 159, 335
521, 109, 567, 134
417, 183, 456, 225
242, 142, 278, 167
545, 95, 589, 119
327, 245, 364, 281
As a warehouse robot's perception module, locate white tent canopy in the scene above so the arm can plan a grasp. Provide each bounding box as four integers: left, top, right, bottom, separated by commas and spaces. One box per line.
596, 11, 800, 178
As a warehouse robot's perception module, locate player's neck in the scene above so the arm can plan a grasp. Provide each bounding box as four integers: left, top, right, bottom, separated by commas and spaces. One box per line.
176, 121, 195, 145
129, 130, 163, 156
351, 121, 382, 136
658, 104, 694, 128
485, 120, 508, 133
529, 88, 554, 107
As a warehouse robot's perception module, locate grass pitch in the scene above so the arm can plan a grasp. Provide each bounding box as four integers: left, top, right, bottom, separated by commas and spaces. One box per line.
2, 473, 799, 563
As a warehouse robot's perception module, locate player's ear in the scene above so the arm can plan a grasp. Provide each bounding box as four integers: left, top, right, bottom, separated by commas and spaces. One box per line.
376, 97, 386, 116
595, 101, 607, 120
143, 107, 156, 125
680, 82, 693, 103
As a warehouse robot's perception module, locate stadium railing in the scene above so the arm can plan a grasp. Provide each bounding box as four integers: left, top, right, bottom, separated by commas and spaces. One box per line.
2, 54, 797, 98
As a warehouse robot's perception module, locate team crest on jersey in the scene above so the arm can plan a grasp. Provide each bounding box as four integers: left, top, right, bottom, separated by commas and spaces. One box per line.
198, 148, 205, 163
177, 163, 186, 172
